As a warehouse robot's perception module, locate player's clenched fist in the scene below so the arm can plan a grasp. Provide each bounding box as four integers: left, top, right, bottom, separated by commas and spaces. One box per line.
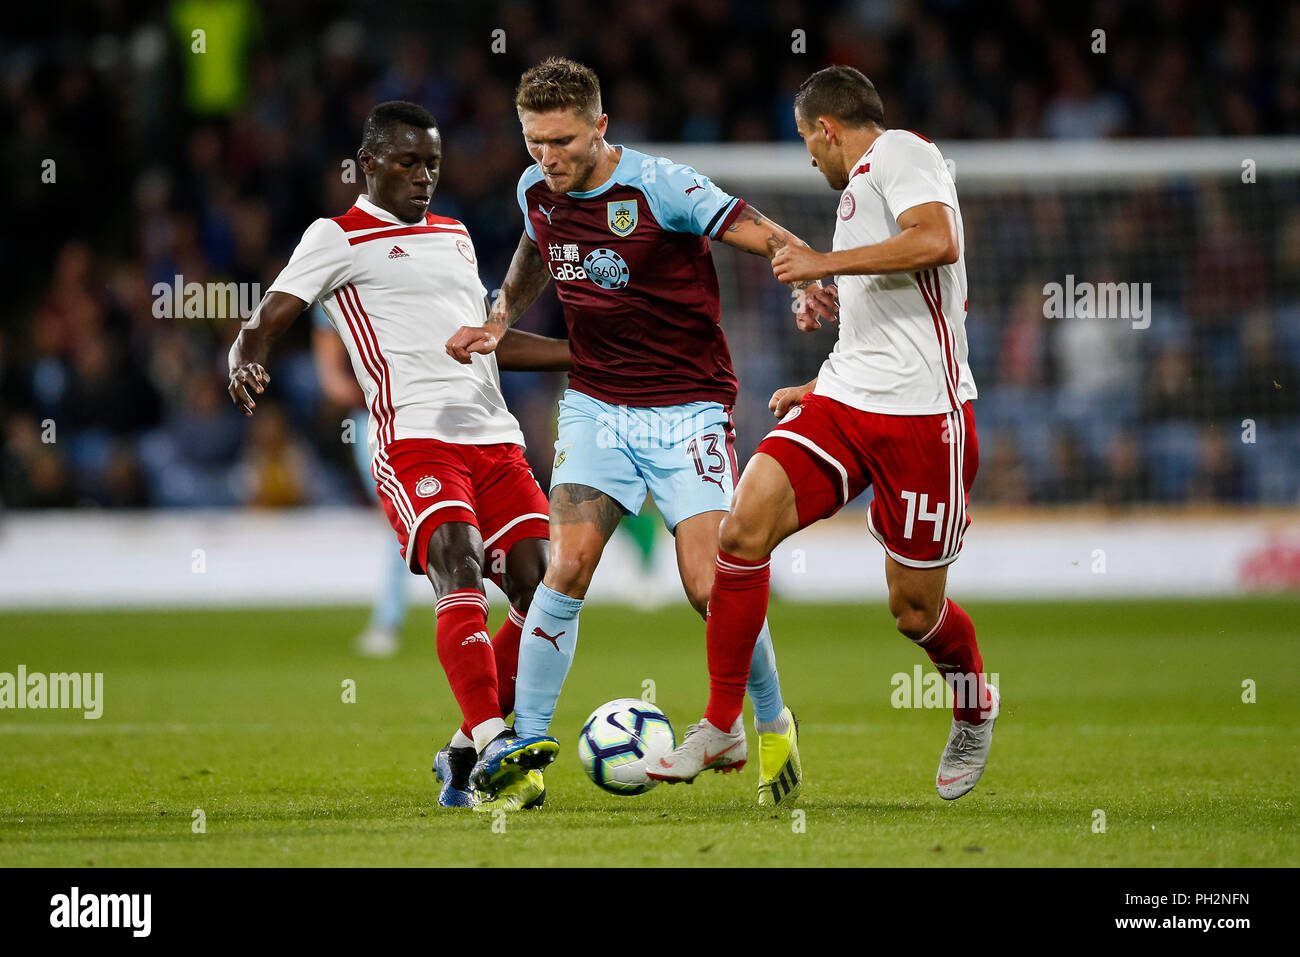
773, 245, 832, 284
769, 379, 816, 419
445, 323, 501, 364
227, 362, 269, 417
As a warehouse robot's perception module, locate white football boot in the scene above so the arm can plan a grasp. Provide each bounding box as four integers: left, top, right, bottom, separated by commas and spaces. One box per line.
646, 716, 747, 784
936, 684, 1000, 800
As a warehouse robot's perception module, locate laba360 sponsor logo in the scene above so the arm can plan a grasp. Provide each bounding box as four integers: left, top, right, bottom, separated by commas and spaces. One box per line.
0, 665, 103, 719
50, 887, 151, 937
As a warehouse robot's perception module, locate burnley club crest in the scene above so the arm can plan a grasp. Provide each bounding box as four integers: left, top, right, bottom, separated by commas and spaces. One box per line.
607, 200, 638, 237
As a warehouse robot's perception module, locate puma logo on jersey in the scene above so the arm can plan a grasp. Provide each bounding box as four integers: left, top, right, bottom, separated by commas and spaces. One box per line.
700, 474, 726, 489
388, 245, 409, 259
685, 179, 704, 194
538, 204, 555, 224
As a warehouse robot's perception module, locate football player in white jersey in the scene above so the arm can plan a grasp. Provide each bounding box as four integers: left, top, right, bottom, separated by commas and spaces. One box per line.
227, 101, 571, 812
651, 67, 999, 802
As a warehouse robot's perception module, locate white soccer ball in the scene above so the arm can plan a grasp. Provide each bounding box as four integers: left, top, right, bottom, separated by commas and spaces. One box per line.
578, 698, 677, 795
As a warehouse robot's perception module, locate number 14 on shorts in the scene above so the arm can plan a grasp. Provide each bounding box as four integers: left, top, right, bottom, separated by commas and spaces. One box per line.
900, 489, 946, 541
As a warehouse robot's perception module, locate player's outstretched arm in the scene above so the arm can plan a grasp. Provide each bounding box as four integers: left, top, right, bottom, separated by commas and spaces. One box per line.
495, 329, 572, 372
227, 291, 309, 416
719, 205, 838, 330
719, 204, 810, 259
446, 232, 552, 363
772, 202, 959, 282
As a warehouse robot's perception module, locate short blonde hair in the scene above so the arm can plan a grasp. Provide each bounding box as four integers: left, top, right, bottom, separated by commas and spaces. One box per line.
515, 57, 602, 124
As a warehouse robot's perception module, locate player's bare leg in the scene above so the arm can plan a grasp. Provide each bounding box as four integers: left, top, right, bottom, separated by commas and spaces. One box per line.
423, 522, 557, 808
650, 454, 802, 787
543, 484, 624, 600
884, 559, 948, 640
672, 510, 724, 617
512, 485, 623, 739
672, 506, 802, 803
885, 557, 998, 799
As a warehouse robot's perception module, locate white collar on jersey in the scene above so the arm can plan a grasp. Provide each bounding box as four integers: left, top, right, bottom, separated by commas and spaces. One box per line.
354, 194, 415, 225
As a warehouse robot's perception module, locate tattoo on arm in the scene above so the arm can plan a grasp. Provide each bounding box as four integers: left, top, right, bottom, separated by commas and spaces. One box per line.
726, 206, 811, 285
491, 233, 551, 329
550, 484, 625, 538
727, 205, 786, 256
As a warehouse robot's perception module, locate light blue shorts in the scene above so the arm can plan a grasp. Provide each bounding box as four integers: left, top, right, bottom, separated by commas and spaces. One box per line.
551, 389, 738, 530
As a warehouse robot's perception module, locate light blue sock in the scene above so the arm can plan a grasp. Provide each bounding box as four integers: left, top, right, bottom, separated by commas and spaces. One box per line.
371, 543, 409, 632
513, 583, 583, 736
747, 618, 785, 723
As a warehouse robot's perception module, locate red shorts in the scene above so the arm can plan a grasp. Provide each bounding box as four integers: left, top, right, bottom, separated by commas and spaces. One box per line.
756, 393, 978, 568
371, 438, 549, 579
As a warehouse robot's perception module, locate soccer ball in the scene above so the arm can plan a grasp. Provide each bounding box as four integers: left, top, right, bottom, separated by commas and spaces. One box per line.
578, 698, 676, 795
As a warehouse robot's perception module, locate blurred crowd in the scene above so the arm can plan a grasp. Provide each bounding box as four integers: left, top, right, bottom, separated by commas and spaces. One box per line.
3, 0, 1299, 511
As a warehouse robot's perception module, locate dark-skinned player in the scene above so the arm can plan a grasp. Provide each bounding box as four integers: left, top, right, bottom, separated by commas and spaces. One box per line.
228, 101, 570, 812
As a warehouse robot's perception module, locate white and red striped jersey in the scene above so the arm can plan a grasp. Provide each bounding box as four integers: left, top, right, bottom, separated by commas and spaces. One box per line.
268, 195, 525, 459
815, 129, 977, 416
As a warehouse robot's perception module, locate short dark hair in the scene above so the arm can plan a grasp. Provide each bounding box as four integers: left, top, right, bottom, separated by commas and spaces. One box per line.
515, 57, 602, 124
794, 66, 886, 129
360, 101, 438, 153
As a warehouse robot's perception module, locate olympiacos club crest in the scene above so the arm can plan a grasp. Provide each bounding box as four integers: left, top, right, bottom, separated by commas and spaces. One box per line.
415, 476, 442, 497
607, 200, 638, 237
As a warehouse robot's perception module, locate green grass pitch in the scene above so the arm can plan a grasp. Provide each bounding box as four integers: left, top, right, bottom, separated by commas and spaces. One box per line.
1, 598, 1296, 867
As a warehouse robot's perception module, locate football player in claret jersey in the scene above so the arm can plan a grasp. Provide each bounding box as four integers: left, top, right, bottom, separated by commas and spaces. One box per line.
227, 101, 574, 812
651, 67, 999, 801
445, 58, 838, 807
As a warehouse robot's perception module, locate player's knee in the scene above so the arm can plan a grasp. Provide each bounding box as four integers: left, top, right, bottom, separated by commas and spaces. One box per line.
425, 524, 484, 592
502, 539, 547, 611
717, 514, 772, 561
544, 546, 598, 598
890, 595, 939, 641
502, 577, 537, 613
427, 548, 483, 593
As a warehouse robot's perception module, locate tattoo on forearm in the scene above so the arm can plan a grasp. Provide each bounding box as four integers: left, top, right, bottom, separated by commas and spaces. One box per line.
494, 236, 550, 327
727, 204, 790, 258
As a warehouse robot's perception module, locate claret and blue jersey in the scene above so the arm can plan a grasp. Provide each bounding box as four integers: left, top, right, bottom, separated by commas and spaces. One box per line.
516, 145, 748, 407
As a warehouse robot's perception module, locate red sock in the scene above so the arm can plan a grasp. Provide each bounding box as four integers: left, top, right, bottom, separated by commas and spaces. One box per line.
703, 551, 771, 731
435, 589, 500, 732
914, 598, 992, 724
460, 606, 523, 737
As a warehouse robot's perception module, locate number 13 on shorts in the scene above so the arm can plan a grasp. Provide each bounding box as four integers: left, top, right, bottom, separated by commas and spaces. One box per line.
687, 433, 728, 485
